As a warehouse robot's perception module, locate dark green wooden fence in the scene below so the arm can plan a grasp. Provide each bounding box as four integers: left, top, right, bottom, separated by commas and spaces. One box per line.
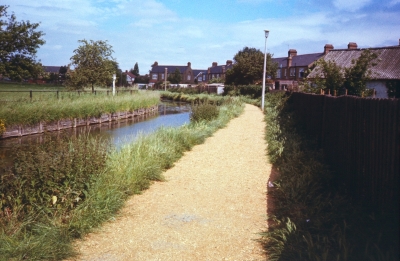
289, 92, 399, 212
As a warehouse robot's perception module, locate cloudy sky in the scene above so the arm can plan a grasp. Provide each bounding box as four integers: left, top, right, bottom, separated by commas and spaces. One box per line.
3, 0, 400, 73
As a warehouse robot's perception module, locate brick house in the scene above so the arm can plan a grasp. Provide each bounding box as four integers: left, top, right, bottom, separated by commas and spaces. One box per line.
149, 61, 199, 85
207, 60, 233, 82
125, 70, 136, 85
272, 44, 333, 90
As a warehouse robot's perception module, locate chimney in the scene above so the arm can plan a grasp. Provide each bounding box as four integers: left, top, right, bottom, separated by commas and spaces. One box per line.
152, 61, 158, 67
288, 49, 297, 57
398, 39, 400, 46
212, 62, 218, 67
324, 44, 334, 54
348, 42, 358, 49
187, 62, 191, 67
226, 60, 233, 66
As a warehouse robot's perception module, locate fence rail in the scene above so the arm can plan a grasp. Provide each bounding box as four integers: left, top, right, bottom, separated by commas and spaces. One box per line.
0, 89, 139, 101
288, 92, 399, 212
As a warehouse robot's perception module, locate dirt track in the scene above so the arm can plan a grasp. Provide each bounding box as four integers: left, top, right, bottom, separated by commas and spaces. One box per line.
69, 104, 271, 261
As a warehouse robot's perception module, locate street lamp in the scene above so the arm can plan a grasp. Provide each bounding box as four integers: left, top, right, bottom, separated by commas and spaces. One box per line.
261, 30, 270, 111
112, 74, 116, 96
165, 68, 167, 91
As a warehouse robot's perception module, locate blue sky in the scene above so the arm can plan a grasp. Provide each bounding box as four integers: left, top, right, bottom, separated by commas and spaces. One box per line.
3, 0, 400, 73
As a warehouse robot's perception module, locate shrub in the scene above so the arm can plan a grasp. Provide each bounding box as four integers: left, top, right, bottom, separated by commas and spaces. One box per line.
0, 119, 5, 136
190, 102, 219, 122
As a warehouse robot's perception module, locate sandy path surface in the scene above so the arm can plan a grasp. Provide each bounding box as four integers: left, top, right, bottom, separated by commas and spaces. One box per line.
69, 104, 271, 261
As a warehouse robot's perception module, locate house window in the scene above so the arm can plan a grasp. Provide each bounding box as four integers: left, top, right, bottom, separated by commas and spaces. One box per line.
277, 69, 281, 78
290, 68, 295, 77
198, 77, 202, 82
161, 73, 165, 80
203, 75, 206, 81
284, 69, 286, 77
152, 74, 157, 80
217, 74, 220, 78
299, 68, 305, 78
187, 75, 191, 80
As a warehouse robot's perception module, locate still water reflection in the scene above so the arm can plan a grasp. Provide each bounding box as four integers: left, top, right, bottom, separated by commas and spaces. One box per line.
0, 102, 191, 170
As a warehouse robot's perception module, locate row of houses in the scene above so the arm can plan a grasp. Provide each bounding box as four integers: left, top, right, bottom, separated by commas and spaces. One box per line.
146, 40, 400, 97
148, 60, 233, 86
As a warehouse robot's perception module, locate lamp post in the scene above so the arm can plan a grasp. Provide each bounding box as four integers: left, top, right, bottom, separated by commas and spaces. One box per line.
261, 29, 270, 111
164, 68, 167, 91
112, 74, 116, 96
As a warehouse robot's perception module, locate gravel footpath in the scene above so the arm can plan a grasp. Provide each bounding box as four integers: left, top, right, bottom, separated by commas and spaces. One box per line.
68, 104, 271, 261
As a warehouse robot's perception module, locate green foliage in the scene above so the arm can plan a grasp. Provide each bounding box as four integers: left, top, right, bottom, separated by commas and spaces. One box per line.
68, 39, 116, 92
343, 49, 378, 96
0, 98, 244, 260
191, 103, 219, 122
312, 59, 344, 95
131, 62, 139, 76
208, 77, 224, 84
306, 49, 378, 97
0, 136, 109, 220
225, 47, 278, 85
262, 92, 399, 260
223, 84, 267, 98
167, 67, 182, 84
386, 80, 400, 98
0, 90, 160, 126
0, 119, 5, 135
0, 5, 45, 81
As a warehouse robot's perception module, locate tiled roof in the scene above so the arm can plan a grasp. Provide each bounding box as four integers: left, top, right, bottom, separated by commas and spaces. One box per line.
272, 53, 324, 68
193, 69, 207, 78
151, 65, 188, 74
308, 46, 400, 80
209, 64, 233, 74
43, 66, 60, 73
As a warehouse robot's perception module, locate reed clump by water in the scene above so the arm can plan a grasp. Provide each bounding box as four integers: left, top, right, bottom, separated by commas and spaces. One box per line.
261, 92, 398, 261
0, 91, 160, 127
0, 96, 244, 260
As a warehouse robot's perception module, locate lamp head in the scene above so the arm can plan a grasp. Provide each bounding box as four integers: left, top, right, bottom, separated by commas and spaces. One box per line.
264, 30, 270, 38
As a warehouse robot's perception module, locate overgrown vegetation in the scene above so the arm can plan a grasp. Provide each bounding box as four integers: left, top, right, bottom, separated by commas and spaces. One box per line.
0, 96, 244, 260
262, 92, 398, 261
0, 90, 159, 127
305, 49, 378, 97
191, 102, 219, 122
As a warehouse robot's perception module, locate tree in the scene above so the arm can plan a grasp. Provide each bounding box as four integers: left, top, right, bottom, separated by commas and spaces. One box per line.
0, 5, 45, 81
343, 49, 378, 96
311, 59, 344, 94
306, 49, 378, 96
225, 47, 278, 85
68, 39, 115, 92
168, 68, 182, 84
131, 62, 139, 76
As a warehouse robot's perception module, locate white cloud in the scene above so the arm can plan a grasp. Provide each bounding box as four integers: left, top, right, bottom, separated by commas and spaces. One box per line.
332, 0, 372, 12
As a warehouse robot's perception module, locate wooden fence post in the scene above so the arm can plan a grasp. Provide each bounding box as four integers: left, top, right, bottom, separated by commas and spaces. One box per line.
30, 90, 32, 101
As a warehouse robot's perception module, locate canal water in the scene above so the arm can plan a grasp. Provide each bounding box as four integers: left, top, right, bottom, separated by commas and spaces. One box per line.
0, 101, 191, 172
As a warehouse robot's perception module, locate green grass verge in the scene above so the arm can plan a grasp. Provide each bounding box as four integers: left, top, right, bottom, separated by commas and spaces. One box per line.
0, 96, 244, 260
262, 92, 399, 261
0, 90, 160, 127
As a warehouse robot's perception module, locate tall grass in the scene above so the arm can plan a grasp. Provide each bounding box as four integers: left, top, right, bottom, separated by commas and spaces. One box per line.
0, 97, 244, 260
262, 92, 399, 261
0, 91, 160, 126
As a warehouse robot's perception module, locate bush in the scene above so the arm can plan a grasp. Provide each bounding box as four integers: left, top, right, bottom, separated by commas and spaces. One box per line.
190, 103, 219, 122
223, 84, 268, 98
0, 119, 5, 136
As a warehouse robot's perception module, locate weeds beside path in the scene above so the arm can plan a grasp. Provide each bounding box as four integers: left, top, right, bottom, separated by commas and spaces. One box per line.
68, 104, 271, 261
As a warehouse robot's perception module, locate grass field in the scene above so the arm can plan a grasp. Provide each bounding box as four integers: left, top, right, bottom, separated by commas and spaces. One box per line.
0, 83, 159, 127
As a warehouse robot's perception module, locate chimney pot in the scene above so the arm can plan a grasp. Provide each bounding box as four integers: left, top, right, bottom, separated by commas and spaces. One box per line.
212, 62, 218, 67
324, 44, 334, 54
288, 49, 297, 57
348, 42, 358, 49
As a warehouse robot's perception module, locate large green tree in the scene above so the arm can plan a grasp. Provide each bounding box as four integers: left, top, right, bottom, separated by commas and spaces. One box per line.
69, 39, 115, 92
168, 68, 182, 84
225, 47, 278, 85
130, 62, 139, 76
0, 5, 45, 81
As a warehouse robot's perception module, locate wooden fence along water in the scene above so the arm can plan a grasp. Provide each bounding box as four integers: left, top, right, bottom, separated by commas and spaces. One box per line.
288, 92, 399, 212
